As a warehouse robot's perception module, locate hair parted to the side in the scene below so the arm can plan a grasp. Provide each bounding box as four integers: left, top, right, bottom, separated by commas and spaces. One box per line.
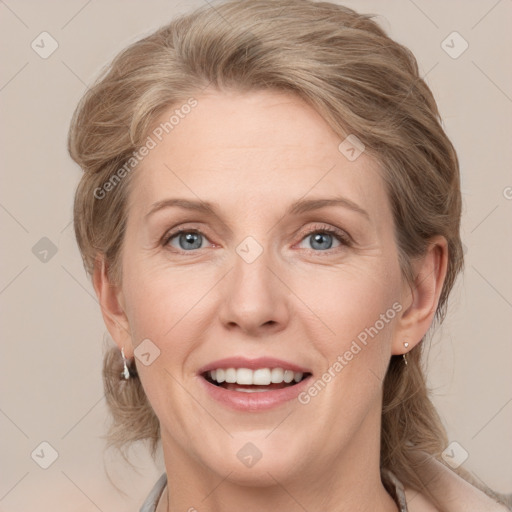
67, 0, 506, 505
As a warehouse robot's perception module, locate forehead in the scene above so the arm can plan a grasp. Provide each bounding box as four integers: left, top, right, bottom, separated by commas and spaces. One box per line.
127, 89, 389, 224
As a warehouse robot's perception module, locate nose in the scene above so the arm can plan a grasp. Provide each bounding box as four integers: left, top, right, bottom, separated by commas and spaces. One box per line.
218, 241, 290, 336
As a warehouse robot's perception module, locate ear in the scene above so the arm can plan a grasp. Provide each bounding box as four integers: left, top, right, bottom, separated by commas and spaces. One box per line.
92, 254, 133, 357
391, 235, 449, 355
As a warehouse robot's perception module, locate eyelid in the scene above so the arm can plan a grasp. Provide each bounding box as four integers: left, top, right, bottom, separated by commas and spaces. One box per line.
295, 223, 352, 250
161, 224, 213, 248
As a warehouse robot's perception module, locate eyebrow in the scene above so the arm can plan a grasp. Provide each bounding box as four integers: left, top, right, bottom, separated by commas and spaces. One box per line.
145, 196, 370, 222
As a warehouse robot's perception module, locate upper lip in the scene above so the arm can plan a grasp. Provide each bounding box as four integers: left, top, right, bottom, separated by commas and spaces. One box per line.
198, 357, 312, 375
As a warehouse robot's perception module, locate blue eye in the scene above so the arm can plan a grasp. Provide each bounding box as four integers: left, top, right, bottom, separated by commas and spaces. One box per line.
304, 231, 338, 250
297, 227, 350, 252
165, 229, 208, 251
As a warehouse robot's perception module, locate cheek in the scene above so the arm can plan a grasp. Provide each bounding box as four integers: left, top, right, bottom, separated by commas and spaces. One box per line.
121, 267, 203, 401
299, 269, 400, 405
122, 259, 214, 349
294, 265, 399, 349
125, 277, 179, 340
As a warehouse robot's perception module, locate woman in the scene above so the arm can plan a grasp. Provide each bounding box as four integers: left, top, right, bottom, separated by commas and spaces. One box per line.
67, 0, 509, 510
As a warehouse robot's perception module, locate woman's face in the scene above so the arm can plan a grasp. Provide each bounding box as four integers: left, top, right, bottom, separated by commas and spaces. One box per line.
112, 89, 410, 485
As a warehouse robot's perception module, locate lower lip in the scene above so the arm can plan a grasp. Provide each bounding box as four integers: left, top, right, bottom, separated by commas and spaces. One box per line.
198, 375, 313, 411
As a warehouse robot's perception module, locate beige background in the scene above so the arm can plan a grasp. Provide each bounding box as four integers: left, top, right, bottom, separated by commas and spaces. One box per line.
1, 0, 511, 510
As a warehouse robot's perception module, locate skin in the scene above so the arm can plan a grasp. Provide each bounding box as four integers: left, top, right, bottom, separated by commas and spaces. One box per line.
94, 89, 448, 512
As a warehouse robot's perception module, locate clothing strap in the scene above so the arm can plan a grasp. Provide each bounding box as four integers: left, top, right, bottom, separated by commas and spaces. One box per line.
382, 468, 409, 511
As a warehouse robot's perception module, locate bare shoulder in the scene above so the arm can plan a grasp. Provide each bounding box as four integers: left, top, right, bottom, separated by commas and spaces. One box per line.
404, 452, 510, 512
404, 483, 509, 512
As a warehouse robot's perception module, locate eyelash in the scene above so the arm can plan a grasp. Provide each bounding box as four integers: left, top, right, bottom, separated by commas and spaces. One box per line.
161, 223, 352, 255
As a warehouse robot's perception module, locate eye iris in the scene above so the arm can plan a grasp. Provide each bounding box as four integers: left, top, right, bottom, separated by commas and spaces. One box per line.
311, 232, 333, 250
180, 232, 202, 250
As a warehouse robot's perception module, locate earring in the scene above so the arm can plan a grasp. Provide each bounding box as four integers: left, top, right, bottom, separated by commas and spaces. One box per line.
403, 341, 409, 366
121, 347, 130, 380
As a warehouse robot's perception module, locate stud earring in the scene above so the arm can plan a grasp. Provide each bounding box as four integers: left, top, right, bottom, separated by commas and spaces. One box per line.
121, 347, 130, 380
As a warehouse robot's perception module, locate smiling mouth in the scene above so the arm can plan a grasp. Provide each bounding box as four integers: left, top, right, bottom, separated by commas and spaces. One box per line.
202, 368, 312, 393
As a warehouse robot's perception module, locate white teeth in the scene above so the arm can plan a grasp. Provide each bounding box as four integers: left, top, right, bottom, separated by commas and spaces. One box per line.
225, 368, 237, 383
283, 370, 294, 383
236, 368, 253, 385
207, 367, 305, 386
271, 368, 284, 383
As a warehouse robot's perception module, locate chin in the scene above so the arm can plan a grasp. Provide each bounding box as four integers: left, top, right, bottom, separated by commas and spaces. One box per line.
199, 440, 304, 487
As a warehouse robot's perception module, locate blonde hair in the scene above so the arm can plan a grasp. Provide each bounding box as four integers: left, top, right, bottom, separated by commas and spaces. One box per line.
67, 0, 505, 505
